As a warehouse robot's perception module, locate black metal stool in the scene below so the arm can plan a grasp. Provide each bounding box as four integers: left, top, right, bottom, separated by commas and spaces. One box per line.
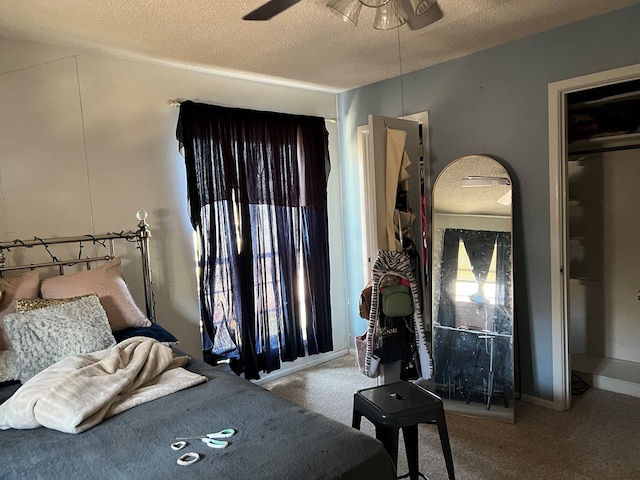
352, 381, 455, 480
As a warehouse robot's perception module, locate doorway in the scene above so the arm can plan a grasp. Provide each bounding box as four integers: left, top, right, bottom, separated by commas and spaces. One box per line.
356, 112, 430, 384
548, 64, 640, 410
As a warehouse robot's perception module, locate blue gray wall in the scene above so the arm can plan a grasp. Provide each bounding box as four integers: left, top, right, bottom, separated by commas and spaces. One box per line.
337, 4, 640, 400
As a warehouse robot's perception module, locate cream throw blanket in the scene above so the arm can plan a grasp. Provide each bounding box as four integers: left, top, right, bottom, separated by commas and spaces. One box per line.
0, 337, 207, 433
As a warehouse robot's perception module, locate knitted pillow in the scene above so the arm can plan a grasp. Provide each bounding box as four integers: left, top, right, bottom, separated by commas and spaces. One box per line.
0, 349, 20, 383
0, 271, 40, 350
3, 294, 116, 382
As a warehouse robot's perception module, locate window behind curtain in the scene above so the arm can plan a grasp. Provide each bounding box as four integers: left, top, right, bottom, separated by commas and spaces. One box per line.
176, 101, 333, 380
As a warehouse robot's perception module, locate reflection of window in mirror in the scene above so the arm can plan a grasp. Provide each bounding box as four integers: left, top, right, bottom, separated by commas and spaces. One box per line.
454, 239, 497, 331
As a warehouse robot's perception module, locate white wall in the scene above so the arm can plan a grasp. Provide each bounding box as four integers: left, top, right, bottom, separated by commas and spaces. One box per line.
0, 37, 347, 365
568, 147, 640, 365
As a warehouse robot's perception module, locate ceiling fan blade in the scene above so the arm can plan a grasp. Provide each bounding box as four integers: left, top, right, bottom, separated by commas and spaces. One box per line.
243, 0, 302, 21
400, 0, 443, 30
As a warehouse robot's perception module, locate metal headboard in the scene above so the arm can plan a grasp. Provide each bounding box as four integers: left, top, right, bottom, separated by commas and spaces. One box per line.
0, 211, 155, 323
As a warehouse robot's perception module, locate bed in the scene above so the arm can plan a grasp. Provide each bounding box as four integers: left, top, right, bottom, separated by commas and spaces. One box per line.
0, 214, 396, 480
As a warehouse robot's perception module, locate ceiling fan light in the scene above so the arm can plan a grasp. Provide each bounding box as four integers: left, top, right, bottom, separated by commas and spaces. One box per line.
327, 0, 362, 25
407, 0, 436, 15
460, 176, 511, 187
359, 0, 391, 7
373, 0, 407, 30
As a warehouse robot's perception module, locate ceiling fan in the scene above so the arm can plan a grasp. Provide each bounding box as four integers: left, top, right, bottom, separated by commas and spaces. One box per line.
243, 0, 443, 30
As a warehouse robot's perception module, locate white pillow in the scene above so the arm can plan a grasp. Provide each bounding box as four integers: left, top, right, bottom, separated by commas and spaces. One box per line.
3, 295, 116, 382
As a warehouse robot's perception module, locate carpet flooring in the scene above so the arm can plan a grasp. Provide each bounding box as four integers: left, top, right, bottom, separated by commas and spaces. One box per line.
263, 353, 640, 480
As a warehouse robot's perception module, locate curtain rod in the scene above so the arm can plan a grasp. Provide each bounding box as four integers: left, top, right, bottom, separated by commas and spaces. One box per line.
167, 99, 336, 123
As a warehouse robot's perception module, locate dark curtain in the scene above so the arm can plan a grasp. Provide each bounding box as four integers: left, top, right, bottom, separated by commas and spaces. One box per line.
495, 231, 513, 393
434, 228, 513, 389
436, 229, 461, 328
433, 229, 461, 385
176, 101, 333, 380
494, 231, 512, 334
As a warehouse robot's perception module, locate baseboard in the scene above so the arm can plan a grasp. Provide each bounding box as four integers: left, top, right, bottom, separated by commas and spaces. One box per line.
519, 393, 560, 410
253, 349, 350, 386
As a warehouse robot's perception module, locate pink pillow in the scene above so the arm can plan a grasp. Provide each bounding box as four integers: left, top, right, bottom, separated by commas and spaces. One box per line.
40, 257, 151, 331
0, 270, 40, 350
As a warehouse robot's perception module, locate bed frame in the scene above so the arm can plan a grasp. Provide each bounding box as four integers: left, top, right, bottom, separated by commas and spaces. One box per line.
0, 211, 155, 322
0, 212, 399, 480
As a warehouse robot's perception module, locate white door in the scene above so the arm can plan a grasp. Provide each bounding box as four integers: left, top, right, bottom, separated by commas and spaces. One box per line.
366, 114, 422, 266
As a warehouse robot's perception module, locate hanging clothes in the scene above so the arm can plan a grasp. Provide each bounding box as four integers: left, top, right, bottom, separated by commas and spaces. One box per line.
364, 250, 432, 380
385, 128, 413, 252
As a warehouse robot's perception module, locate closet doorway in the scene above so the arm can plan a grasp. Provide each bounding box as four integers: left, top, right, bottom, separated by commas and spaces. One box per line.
549, 64, 640, 411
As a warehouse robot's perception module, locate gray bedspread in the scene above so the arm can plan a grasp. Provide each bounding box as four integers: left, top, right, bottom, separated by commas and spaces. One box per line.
0, 353, 397, 480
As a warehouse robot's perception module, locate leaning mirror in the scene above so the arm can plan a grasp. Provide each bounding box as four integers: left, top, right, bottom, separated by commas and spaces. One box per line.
431, 155, 514, 423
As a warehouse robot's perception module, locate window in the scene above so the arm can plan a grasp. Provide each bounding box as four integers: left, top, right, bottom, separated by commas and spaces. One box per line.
454, 238, 498, 305
454, 238, 499, 331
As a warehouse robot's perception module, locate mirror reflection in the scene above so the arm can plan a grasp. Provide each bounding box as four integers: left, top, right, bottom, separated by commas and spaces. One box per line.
431, 155, 514, 423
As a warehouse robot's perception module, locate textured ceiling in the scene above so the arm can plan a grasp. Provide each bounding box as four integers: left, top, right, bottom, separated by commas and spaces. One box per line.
0, 0, 638, 92
433, 155, 512, 217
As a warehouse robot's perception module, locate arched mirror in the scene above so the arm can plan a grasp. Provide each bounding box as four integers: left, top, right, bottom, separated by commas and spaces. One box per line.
431, 155, 514, 423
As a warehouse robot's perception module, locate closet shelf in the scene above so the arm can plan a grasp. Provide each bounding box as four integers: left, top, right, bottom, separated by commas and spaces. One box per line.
568, 238, 602, 247
569, 276, 603, 282
568, 89, 640, 110
569, 132, 640, 154
572, 353, 640, 398
568, 200, 603, 207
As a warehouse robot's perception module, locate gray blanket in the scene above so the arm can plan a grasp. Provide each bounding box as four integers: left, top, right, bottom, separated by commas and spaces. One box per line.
0, 351, 397, 480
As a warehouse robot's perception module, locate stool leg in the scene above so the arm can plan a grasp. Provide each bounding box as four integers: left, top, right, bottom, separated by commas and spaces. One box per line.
466, 341, 481, 405
435, 411, 455, 480
485, 337, 495, 410
402, 425, 419, 480
375, 425, 399, 467
486, 369, 494, 410
351, 404, 362, 430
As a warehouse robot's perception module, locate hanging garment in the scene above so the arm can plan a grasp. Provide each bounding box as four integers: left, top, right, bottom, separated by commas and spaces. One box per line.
385, 128, 413, 252
364, 250, 432, 380
394, 209, 416, 246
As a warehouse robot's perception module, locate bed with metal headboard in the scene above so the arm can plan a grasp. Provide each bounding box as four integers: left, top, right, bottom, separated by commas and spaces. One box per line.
0, 214, 396, 480
0, 210, 155, 322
